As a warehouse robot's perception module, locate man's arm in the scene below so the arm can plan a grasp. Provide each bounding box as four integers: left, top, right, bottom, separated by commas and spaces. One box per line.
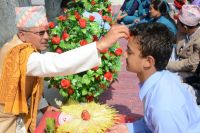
167, 49, 200, 72
167, 40, 200, 72
27, 25, 129, 77
27, 42, 100, 77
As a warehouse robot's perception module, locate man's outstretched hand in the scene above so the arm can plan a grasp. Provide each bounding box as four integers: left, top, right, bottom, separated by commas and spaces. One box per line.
96, 24, 130, 51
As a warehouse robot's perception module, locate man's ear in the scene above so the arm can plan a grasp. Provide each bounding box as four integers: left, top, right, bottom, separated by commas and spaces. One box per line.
17, 31, 26, 42
144, 56, 155, 69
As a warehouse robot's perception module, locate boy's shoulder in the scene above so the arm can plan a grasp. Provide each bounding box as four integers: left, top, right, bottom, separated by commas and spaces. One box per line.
148, 71, 185, 107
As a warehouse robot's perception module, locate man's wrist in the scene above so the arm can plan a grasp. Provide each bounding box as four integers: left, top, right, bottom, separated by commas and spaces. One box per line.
96, 41, 104, 51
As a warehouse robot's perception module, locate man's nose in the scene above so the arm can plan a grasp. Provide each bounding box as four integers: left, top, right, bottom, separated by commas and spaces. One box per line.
43, 31, 49, 40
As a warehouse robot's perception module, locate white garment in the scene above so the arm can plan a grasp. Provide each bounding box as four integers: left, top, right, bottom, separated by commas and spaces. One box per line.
26, 42, 101, 77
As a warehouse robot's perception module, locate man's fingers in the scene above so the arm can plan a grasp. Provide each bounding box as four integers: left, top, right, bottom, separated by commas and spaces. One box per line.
111, 25, 130, 37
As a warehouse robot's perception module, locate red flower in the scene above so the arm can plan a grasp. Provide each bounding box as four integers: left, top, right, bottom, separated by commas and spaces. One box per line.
89, 15, 95, 22
93, 35, 98, 41
58, 15, 66, 21
74, 11, 81, 20
79, 18, 87, 28
80, 40, 88, 46
61, 79, 71, 89
51, 36, 60, 45
91, 0, 96, 5
49, 22, 55, 29
102, 16, 108, 21
68, 87, 74, 95
92, 66, 98, 71
107, 5, 112, 12
99, 48, 108, 53
55, 47, 63, 54
62, 32, 69, 40
102, 16, 112, 23
86, 95, 94, 102
81, 110, 91, 120
104, 72, 113, 81
99, 11, 102, 16
115, 48, 123, 56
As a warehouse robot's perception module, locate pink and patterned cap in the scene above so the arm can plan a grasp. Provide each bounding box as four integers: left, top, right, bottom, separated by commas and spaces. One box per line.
179, 5, 200, 26
15, 6, 48, 28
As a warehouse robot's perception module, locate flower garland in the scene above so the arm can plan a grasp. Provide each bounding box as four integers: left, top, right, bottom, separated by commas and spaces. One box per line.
46, 0, 123, 102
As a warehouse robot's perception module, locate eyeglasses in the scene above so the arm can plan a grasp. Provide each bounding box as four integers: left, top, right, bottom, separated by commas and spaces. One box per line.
22, 30, 49, 37
33, 30, 49, 36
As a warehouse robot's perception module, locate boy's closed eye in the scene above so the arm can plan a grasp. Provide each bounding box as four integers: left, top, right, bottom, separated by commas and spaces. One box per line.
127, 46, 133, 54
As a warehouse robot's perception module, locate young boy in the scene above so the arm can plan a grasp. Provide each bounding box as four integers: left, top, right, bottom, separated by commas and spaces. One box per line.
106, 22, 200, 133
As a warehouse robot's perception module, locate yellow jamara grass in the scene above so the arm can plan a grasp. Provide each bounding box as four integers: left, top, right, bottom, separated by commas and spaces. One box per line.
56, 102, 119, 133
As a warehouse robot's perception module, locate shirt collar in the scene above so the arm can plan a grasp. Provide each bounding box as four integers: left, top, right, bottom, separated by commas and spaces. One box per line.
139, 71, 163, 101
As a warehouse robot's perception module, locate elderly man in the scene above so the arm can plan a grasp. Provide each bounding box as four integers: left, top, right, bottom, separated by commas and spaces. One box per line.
167, 5, 200, 104
0, 6, 129, 133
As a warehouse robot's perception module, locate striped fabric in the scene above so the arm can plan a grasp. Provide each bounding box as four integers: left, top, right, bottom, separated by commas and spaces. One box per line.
179, 5, 200, 26
15, 6, 48, 28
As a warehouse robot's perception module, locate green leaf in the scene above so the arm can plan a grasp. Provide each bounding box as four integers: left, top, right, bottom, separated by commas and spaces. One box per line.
54, 76, 64, 81
77, 82, 83, 87
82, 89, 88, 96
81, 29, 87, 34
59, 40, 66, 49
87, 70, 94, 76
84, 2, 92, 10
59, 89, 68, 97
46, 118, 55, 133
96, 69, 103, 75
94, 92, 100, 97
68, 15, 76, 21
82, 75, 91, 85
89, 87, 95, 91
72, 79, 77, 85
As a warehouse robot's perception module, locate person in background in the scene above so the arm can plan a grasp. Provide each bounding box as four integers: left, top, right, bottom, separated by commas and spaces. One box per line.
116, 0, 150, 25
149, 0, 177, 35
106, 22, 200, 133
167, 5, 200, 104
0, 6, 129, 133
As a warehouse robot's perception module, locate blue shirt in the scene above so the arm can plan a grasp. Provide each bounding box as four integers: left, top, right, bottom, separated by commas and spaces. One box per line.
127, 70, 200, 133
154, 16, 177, 35
120, 0, 139, 16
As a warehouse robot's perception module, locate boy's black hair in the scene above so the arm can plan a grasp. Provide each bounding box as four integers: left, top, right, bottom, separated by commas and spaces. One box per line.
129, 22, 173, 71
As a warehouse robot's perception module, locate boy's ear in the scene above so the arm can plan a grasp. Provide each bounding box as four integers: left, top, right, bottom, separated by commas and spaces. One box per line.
144, 56, 155, 69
